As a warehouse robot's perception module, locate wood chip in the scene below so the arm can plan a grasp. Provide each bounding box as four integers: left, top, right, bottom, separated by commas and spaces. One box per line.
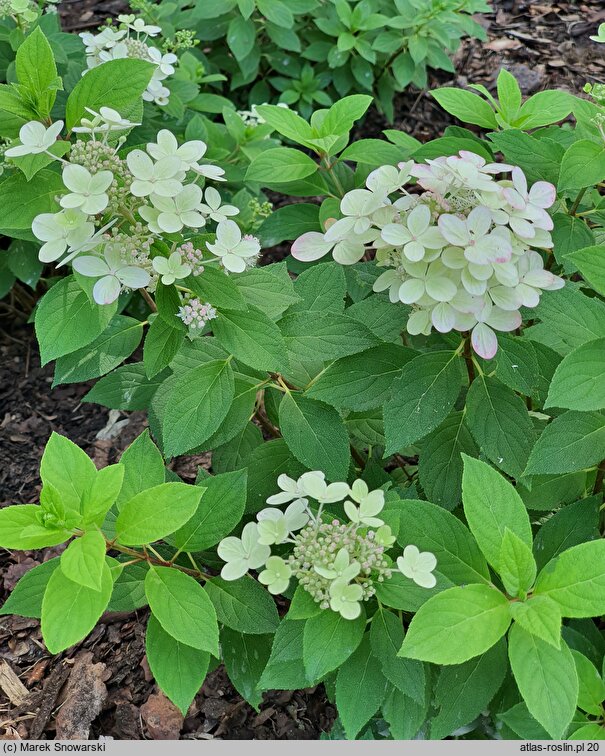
0, 660, 29, 705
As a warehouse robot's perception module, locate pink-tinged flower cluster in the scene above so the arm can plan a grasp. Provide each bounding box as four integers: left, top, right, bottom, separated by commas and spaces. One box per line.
292, 151, 564, 359
177, 297, 217, 330
178, 241, 205, 276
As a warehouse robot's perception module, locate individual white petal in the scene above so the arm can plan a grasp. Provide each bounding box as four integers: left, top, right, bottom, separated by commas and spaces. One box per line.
407, 204, 431, 237
217, 536, 245, 562
438, 214, 469, 246
116, 266, 151, 289
471, 322, 498, 359
72, 255, 111, 276
398, 278, 425, 304
220, 559, 249, 581
93, 275, 121, 305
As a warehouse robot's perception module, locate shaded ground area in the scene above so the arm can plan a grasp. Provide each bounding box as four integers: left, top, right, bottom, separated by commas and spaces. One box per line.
1, 0, 604, 741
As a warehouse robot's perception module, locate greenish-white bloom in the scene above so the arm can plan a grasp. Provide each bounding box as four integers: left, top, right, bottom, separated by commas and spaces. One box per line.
297, 471, 350, 503
258, 556, 292, 595
343, 480, 385, 527
60, 164, 113, 215
32, 210, 95, 263
140, 185, 207, 233
206, 220, 260, 273
5, 120, 64, 158
126, 150, 182, 198
397, 544, 437, 588
256, 500, 309, 545
329, 578, 363, 620
72, 246, 150, 304
152, 251, 191, 285
314, 547, 360, 581
217, 522, 270, 581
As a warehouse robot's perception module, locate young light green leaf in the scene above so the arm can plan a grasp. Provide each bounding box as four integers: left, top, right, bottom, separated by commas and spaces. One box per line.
566, 245, 605, 296
0, 505, 69, 550
0, 558, 59, 618
82, 463, 124, 526
572, 651, 605, 716
60, 530, 107, 591
508, 623, 578, 739
533, 540, 605, 617
462, 455, 532, 571
40, 431, 98, 513
431, 88, 498, 129
246, 147, 318, 183
116, 483, 203, 546
499, 529, 537, 598
41, 560, 113, 653
145, 567, 219, 656
145, 614, 210, 716
399, 584, 511, 665
510, 596, 561, 649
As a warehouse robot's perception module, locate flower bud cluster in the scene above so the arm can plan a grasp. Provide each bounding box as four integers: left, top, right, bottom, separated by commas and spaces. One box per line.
178, 241, 205, 276
177, 297, 217, 330
217, 471, 437, 621
80, 15, 178, 106
69, 139, 133, 211
292, 151, 565, 359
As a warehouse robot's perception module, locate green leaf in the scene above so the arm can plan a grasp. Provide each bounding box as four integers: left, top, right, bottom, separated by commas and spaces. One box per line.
82, 464, 124, 527
161, 359, 235, 457
253, 104, 313, 145
40, 431, 97, 512
256, 0, 293, 27
214, 306, 287, 371
0, 169, 65, 240
306, 344, 416, 410
116, 483, 203, 546
499, 702, 550, 739
369, 609, 425, 704
399, 584, 510, 665
566, 245, 605, 296
431, 87, 498, 129
258, 619, 312, 690
517, 90, 573, 129
171, 470, 246, 552
60, 531, 107, 591
525, 411, 605, 475
381, 687, 428, 740
143, 316, 184, 379
532, 286, 605, 353
496, 68, 521, 117
346, 296, 408, 342
335, 636, 387, 739
546, 337, 605, 411
383, 351, 462, 455
510, 596, 562, 649
53, 316, 143, 385
0, 505, 68, 550
508, 623, 577, 739
115, 430, 165, 509
559, 140, 605, 191
41, 560, 113, 653
279, 311, 379, 362
145, 567, 219, 656
462, 455, 532, 572
83, 363, 165, 411
35, 277, 117, 365
279, 393, 350, 481
375, 570, 454, 613
65, 58, 154, 130
533, 497, 600, 571
226, 16, 256, 61
233, 264, 301, 318
0, 558, 59, 618
396, 499, 490, 585
303, 609, 366, 682
107, 562, 148, 612
488, 130, 563, 185
499, 529, 537, 598
222, 629, 272, 710
465, 375, 534, 478
289, 262, 346, 313
184, 266, 247, 311
244, 438, 306, 513
568, 724, 605, 741
418, 412, 478, 511
145, 614, 209, 716
320, 95, 373, 136
205, 576, 279, 635
572, 651, 605, 716
430, 639, 508, 740
246, 147, 318, 183
15, 27, 59, 117
533, 540, 605, 618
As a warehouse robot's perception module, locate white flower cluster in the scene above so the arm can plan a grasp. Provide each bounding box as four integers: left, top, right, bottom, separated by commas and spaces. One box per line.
292, 151, 564, 359
6, 112, 259, 310
80, 15, 177, 106
217, 471, 437, 621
